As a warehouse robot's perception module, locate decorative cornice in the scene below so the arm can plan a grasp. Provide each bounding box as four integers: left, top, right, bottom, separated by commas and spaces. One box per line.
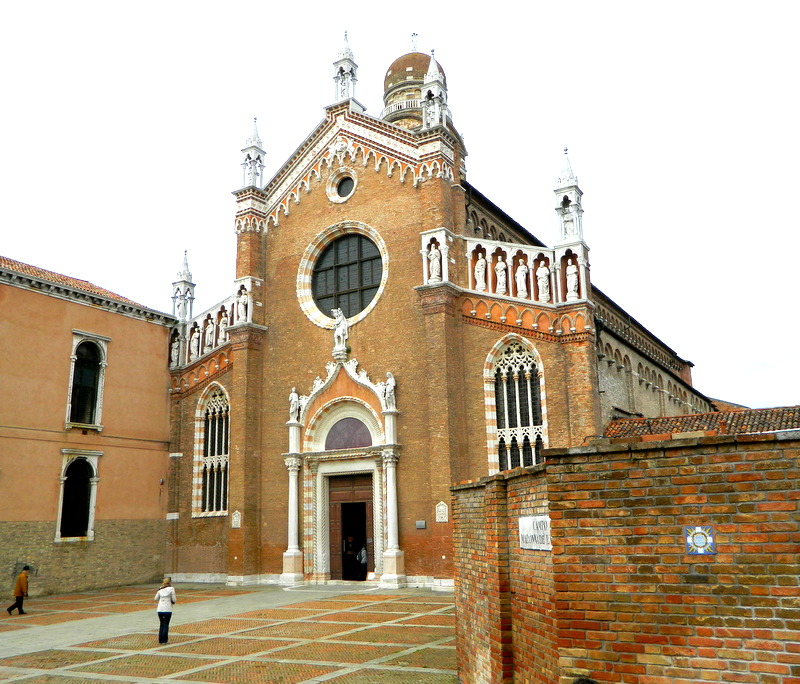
416, 282, 460, 315
170, 356, 232, 398
0, 267, 174, 327
261, 108, 459, 228
463, 314, 594, 344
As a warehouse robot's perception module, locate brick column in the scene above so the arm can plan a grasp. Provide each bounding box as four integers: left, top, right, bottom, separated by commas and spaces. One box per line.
226, 324, 265, 584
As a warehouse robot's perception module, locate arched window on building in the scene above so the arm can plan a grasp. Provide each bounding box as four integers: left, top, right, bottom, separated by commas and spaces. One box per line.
494, 341, 543, 470
200, 388, 229, 514
57, 455, 99, 540
69, 340, 104, 426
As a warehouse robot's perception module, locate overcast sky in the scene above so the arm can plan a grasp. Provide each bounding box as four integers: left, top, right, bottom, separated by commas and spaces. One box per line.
2, 2, 798, 409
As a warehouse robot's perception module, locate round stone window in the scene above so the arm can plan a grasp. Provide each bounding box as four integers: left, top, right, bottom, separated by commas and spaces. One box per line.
312, 234, 382, 318
337, 176, 354, 198
297, 221, 389, 330
326, 167, 357, 203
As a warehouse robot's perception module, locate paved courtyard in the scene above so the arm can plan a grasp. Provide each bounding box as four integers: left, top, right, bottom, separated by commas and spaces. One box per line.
0, 583, 457, 683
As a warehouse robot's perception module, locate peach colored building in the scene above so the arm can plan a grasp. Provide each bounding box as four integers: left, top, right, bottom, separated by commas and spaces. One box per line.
0, 256, 173, 594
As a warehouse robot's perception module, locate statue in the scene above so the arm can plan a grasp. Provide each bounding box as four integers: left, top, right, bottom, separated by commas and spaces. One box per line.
536, 262, 551, 303
383, 372, 396, 410
288, 387, 300, 422
170, 338, 180, 366
203, 318, 215, 352
515, 259, 529, 298
218, 312, 228, 343
189, 328, 200, 359
566, 259, 579, 300
495, 256, 507, 295
175, 292, 186, 320
237, 289, 248, 321
428, 243, 441, 282
332, 308, 349, 354
474, 254, 487, 291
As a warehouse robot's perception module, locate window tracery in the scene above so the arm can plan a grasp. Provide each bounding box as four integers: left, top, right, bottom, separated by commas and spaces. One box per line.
494, 342, 543, 470
200, 388, 229, 514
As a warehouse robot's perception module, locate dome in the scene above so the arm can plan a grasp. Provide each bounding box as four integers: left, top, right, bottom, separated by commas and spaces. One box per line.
383, 52, 447, 95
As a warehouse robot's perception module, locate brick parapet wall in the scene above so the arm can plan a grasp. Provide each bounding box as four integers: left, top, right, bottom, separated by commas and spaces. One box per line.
452, 431, 800, 683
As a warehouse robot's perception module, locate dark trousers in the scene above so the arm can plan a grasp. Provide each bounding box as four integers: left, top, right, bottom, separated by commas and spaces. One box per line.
157, 611, 172, 643
6, 596, 24, 614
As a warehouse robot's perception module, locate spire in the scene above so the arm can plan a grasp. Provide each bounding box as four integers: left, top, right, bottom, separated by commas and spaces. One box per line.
178, 250, 192, 282
420, 50, 449, 131
241, 117, 266, 189
557, 147, 578, 187
171, 251, 195, 322
554, 147, 584, 243
333, 31, 358, 103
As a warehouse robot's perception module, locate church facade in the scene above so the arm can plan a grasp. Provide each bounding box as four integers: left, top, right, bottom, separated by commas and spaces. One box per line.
164, 39, 713, 588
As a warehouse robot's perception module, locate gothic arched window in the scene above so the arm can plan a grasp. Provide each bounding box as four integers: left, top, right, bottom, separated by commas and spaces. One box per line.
70, 341, 102, 425
201, 388, 229, 514
494, 341, 543, 470
60, 458, 93, 538
325, 417, 372, 450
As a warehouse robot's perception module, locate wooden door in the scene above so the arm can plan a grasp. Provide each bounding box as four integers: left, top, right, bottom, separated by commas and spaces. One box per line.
328, 474, 372, 580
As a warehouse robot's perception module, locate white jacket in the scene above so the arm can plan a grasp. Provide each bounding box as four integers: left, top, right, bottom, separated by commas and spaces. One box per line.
154, 586, 176, 612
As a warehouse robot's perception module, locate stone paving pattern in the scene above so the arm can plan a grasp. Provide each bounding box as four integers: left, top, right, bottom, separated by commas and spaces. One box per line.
0, 584, 457, 683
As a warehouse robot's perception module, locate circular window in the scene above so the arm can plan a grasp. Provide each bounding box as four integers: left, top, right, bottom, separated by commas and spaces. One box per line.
337, 177, 354, 198
312, 234, 382, 319
326, 167, 358, 203
297, 221, 389, 330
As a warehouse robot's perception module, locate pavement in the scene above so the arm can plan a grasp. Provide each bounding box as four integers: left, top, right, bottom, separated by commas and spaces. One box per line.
0, 582, 457, 683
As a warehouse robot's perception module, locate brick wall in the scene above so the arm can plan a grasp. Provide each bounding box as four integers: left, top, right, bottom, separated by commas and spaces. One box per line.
452, 431, 800, 683
0, 520, 165, 596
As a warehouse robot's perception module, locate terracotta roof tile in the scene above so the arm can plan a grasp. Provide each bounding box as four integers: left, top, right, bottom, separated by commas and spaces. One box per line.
605, 406, 800, 438
0, 255, 144, 307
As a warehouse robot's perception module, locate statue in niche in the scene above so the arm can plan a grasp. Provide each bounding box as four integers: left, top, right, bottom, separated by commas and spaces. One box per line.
332, 308, 349, 353
566, 259, 579, 300
175, 290, 186, 320
495, 255, 507, 295
218, 311, 228, 343
189, 328, 200, 359
170, 338, 180, 366
428, 243, 442, 282
204, 318, 215, 352
383, 372, 397, 410
474, 253, 487, 291
515, 259, 529, 298
536, 262, 551, 303
237, 289, 248, 321
288, 387, 300, 422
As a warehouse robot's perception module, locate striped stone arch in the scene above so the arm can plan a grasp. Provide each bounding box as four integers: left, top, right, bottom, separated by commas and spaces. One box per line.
483, 334, 548, 474
296, 220, 390, 330
191, 382, 231, 517
302, 396, 384, 453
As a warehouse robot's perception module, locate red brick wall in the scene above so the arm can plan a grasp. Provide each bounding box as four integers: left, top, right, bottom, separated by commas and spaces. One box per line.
452, 432, 800, 683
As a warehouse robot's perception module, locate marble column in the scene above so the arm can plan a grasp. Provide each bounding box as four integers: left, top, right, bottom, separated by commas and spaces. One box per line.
280, 456, 304, 584
380, 449, 406, 587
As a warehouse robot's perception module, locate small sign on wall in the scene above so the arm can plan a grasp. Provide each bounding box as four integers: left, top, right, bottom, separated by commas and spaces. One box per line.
231, 510, 242, 529
684, 525, 715, 555
519, 515, 551, 550
435, 501, 449, 523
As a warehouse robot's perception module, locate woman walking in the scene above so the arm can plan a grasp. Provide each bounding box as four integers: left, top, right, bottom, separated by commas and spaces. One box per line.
153, 577, 176, 644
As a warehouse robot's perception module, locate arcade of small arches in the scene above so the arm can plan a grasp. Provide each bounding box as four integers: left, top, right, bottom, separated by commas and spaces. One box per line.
265, 131, 455, 229
598, 340, 710, 415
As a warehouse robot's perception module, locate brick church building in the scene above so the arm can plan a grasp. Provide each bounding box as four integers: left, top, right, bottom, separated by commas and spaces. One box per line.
164, 37, 714, 588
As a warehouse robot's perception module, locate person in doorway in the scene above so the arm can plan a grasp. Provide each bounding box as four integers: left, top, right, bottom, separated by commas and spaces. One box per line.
7, 565, 30, 615
357, 544, 368, 581
154, 577, 176, 644
343, 536, 356, 580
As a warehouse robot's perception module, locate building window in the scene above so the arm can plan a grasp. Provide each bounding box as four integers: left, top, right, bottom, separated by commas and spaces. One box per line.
312, 234, 382, 319
55, 450, 101, 542
494, 341, 543, 470
194, 386, 229, 516
66, 331, 109, 431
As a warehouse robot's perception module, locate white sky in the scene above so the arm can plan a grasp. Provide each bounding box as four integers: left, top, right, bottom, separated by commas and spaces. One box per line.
2, 2, 798, 409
